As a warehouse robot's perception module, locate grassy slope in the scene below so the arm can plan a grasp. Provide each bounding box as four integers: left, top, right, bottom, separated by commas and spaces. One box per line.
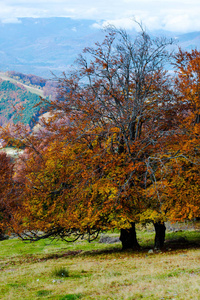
0, 230, 200, 300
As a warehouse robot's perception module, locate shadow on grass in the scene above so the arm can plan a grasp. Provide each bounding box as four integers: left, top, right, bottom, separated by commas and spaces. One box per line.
38, 237, 200, 261
41, 250, 83, 261
8, 233, 199, 265
164, 237, 200, 251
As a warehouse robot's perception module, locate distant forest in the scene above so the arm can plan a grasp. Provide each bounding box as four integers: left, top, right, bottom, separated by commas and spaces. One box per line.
6, 71, 47, 88
0, 72, 58, 127
0, 79, 42, 126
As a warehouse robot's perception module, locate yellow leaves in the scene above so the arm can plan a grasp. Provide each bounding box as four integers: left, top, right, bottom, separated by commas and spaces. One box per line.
97, 182, 117, 198
194, 123, 200, 135
111, 217, 131, 229
139, 209, 166, 223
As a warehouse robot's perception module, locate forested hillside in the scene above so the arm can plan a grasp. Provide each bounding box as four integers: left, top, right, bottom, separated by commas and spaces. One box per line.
0, 79, 42, 126
0, 71, 58, 127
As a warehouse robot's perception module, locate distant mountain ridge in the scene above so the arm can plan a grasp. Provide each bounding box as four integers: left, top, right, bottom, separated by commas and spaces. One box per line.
0, 17, 200, 78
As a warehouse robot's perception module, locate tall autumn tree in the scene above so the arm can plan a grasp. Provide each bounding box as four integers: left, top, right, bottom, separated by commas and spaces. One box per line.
53, 27, 178, 249
19, 26, 177, 248
1, 25, 180, 249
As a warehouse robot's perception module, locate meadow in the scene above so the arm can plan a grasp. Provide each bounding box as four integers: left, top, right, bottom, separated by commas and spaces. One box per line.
0, 228, 200, 300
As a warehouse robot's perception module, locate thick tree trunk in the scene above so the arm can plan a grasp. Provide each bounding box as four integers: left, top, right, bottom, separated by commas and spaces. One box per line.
153, 222, 166, 249
0, 229, 7, 241
120, 222, 140, 250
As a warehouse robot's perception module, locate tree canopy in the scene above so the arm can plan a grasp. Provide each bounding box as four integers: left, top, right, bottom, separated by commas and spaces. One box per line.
0, 26, 200, 249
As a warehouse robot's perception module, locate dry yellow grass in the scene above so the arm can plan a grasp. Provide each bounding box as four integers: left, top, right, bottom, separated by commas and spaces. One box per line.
0, 231, 200, 299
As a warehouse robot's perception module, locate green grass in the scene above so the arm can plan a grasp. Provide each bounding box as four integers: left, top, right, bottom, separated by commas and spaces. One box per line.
36, 289, 52, 297
57, 293, 83, 299
51, 266, 69, 278
0, 229, 200, 299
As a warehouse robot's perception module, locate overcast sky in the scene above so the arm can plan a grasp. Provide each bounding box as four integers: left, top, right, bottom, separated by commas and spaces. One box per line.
1, 0, 200, 32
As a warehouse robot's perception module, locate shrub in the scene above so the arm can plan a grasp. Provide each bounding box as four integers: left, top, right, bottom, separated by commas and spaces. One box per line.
51, 266, 69, 278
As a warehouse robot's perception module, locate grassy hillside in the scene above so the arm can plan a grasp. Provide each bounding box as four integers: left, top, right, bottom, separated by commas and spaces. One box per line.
0, 229, 200, 299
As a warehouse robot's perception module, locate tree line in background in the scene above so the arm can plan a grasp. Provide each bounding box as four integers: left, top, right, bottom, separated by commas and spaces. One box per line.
6, 71, 47, 88
0, 25, 200, 250
6, 71, 58, 98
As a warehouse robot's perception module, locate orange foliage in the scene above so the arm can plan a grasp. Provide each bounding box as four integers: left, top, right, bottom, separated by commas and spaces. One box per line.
0, 152, 14, 234
1, 29, 200, 243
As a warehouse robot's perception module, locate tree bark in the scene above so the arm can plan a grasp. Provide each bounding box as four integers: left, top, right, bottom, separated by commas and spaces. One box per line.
0, 229, 7, 241
120, 222, 140, 250
153, 221, 166, 249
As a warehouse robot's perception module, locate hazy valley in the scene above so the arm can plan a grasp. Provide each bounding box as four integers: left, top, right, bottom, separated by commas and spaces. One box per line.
0, 17, 200, 78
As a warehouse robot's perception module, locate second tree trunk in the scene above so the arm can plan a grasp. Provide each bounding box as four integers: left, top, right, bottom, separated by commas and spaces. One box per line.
153, 221, 166, 249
